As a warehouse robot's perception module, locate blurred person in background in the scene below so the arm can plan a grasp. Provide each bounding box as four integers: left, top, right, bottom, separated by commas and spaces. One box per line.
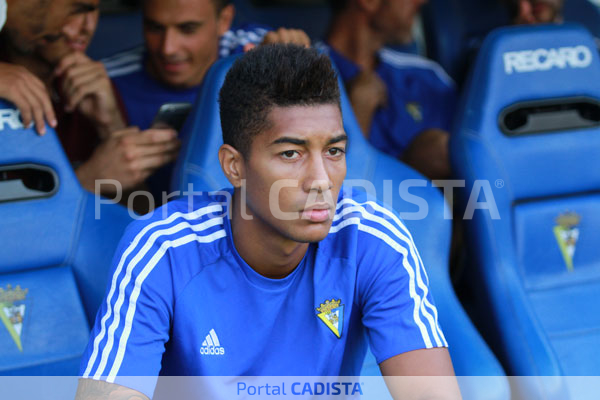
0, 0, 180, 210
104, 0, 310, 201
505, 0, 564, 25
321, 0, 457, 180
106, 0, 311, 130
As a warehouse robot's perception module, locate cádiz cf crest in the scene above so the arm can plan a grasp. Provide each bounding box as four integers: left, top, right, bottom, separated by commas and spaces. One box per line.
316, 299, 344, 338
553, 212, 581, 272
0, 284, 28, 351
405, 102, 423, 123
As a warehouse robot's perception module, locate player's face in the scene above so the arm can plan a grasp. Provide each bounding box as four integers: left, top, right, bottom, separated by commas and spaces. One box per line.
242, 105, 347, 244
35, 0, 100, 65
512, 0, 563, 25
374, 0, 426, 44
3, 0, 59, 55
143, 0, 233, 88
530, 0, 562, 23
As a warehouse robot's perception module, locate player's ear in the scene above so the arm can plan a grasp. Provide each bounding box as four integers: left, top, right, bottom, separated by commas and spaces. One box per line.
217, 4, 235, 36
219, 144, 245, 188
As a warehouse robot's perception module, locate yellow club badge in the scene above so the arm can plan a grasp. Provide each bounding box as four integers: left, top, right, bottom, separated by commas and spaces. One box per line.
405, 102, 423, 123
0, 284, 28, 351
553, 212, 581, 272
316, 299, 344, 338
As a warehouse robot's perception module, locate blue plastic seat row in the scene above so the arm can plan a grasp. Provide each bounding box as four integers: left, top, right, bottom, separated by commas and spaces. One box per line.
452, 24, 600, 399
421, 0, 600, 83
0, 104, 132, 374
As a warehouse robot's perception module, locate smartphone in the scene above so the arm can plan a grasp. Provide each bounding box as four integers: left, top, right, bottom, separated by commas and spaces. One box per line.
151, 102, 193, 132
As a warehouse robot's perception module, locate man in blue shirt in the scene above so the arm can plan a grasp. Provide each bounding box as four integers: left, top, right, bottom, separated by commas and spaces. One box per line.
0, 0, 180, 206
105, 0, 310, 130
323, 0, 457, 180
104, 0, 310, 202
76, 44, 459, 400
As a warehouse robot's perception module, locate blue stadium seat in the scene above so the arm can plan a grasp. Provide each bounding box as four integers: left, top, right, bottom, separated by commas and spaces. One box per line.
422, 0, 600, 84
0, 101, 132, 374
421, 0, 510, 82
172, 55, 510, 400
451, 24, 600, 399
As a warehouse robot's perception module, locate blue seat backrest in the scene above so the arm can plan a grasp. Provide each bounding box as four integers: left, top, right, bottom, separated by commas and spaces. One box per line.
0, 101, 132, 374
452, 24, 600, 399
457, 23, 600, 200
421, 0, 465, 79
173, 54, 510, 399
422, 0, 510, 81
422, 0, 600, 83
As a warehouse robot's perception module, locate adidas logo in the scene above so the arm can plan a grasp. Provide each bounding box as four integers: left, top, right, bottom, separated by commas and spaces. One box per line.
200, 329, 225, 356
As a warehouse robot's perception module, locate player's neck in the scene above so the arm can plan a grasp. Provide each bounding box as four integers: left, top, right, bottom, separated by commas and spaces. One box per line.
326, 13, 384, 71
230, 191, 309, 280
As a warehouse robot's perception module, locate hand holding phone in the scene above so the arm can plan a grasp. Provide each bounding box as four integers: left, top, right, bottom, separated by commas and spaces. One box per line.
152, 102, 192, 132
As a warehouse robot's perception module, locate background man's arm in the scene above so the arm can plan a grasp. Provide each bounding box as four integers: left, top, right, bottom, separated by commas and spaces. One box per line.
379, 347, 462, 400
401, 128, 451, 180
75, 379, 149, 400
345, 69, 388, 138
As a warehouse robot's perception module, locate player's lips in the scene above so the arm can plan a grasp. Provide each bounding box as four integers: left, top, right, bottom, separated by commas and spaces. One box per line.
301, 203, 333, 222
68, 39, 89, 52
160, 60, 189, 73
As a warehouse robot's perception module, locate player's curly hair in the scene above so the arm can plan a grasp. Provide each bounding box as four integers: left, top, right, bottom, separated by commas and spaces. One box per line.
219, 44, 341, 157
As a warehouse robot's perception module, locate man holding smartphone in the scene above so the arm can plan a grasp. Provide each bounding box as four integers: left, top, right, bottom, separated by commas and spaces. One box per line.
105, 0, 310, 130
104, 0, 310, 203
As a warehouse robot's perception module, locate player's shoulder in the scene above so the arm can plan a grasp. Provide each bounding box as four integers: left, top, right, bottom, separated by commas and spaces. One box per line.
121, 189, 231, 254
325, 187, 416, 259
378, 47, 455, 88
102, 46, 145, 79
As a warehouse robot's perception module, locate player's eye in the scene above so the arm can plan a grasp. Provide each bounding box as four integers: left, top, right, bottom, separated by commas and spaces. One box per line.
144, 21, 164, 33
327, 147, 346, 157
281, 150, 300, 160
179, 23, 201, 34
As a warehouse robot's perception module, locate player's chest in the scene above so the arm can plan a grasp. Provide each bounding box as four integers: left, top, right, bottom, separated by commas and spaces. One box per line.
166, 261, 359, 375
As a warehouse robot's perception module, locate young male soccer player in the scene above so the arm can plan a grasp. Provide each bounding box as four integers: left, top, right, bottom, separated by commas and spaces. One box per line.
76, 44, 459, 400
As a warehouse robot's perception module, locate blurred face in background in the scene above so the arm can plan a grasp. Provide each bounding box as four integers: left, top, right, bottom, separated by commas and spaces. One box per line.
35, 0, 100, 65
372, 0, 427, 45
2, 0, 54, 55
143, 0, 234, 89
512, 0, 564, 25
